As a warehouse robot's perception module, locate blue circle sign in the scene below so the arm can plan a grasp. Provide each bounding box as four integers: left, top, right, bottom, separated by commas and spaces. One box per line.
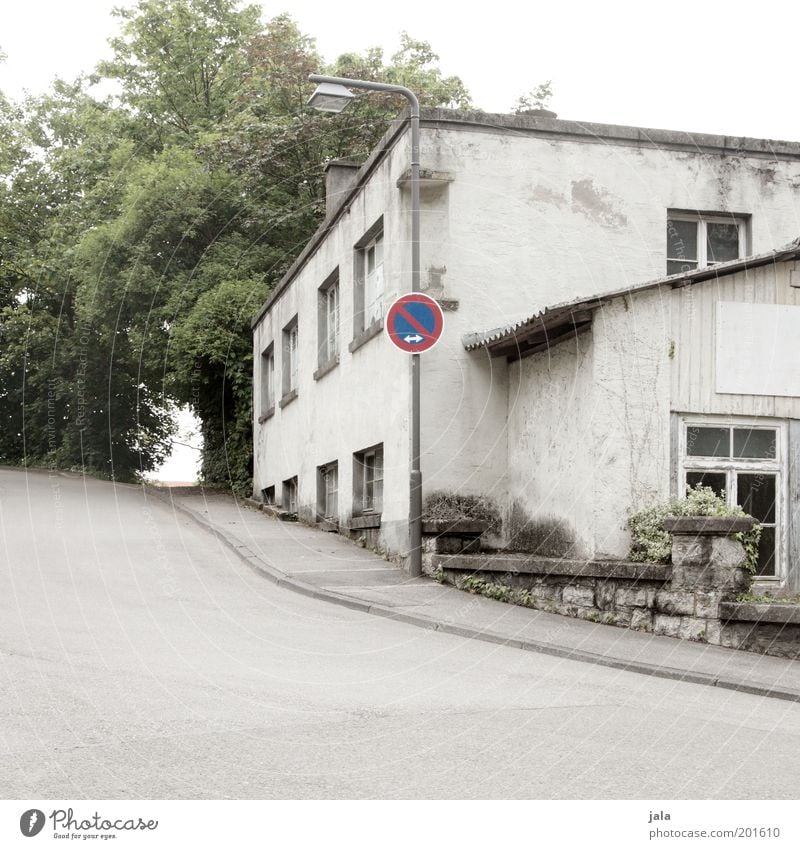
385, 293, 444, 353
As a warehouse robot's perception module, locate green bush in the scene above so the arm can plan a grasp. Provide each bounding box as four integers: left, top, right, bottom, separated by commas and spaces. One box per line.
628, 485, 761, 573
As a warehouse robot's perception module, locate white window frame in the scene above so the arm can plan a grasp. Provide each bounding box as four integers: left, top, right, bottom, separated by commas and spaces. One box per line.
317, 462, 338, 520
678, 415, 786, 582
282, 318, 298, 397
324, 282, 339, 362
363, 231, 384, 326
260, 344, 275, 415
667, 214, 747, 274
355, 445, 383, 514
283, 476, 298, 515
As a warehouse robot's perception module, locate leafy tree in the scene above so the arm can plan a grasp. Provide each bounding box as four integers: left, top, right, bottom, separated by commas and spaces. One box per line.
0, 2, 472, 490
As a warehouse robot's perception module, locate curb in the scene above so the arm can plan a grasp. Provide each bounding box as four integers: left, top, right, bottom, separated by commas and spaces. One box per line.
144, 486, 800, 705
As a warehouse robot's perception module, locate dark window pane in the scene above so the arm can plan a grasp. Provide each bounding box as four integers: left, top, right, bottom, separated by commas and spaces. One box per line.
754, 526, 776, 577
736, 473, 776, 524
686, 471, 727, 498
733, 428, 777, 459
706, 222, 740, 264
667, 219, 698, 262
686, 426, 730, 457
667, 259, 698, 276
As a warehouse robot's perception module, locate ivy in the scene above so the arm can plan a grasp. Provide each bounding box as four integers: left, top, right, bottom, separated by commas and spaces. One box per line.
628, 485, 761, 574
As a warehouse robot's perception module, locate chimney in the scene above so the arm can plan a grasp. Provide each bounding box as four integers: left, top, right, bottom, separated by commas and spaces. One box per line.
324, 159, 361, 217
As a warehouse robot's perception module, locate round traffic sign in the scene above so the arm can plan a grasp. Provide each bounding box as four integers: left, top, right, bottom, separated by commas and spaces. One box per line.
385, 293, 444, 353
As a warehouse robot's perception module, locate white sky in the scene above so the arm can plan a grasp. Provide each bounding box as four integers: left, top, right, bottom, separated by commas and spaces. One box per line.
1, 0, 796, 480
0, 0, 798, 141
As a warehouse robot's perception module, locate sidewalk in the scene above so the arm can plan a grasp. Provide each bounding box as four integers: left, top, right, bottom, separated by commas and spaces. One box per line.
151, 488, 800, 703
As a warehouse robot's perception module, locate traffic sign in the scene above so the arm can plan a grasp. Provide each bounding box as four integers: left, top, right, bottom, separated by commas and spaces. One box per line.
385, 293, 444, 353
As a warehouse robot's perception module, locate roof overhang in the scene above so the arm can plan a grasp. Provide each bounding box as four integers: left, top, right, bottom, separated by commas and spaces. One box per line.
463, 237, 800, 360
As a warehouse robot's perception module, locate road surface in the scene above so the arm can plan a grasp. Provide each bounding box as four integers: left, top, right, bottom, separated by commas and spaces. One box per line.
1, 469, 799, 799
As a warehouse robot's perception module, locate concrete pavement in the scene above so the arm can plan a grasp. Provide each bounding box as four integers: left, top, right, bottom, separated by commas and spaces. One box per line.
161, 488, 800, 703
5, 467, 800, 799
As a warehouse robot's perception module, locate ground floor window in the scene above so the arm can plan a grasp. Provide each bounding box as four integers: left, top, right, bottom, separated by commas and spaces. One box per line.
679, 417, 783, 579
282, 476, 298, 515
317, 462, 338, 520
353, 444, 383, 514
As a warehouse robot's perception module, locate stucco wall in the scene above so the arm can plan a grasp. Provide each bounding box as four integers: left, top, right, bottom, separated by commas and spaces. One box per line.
424, 121, 800, 330
254, 110, 800, 562
506, 330, 596, 557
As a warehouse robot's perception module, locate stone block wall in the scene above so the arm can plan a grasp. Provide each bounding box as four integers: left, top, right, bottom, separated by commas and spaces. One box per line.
425, 516, 800, 660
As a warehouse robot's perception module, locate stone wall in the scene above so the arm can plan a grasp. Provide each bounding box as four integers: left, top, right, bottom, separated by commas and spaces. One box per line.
424, 516, 800, 660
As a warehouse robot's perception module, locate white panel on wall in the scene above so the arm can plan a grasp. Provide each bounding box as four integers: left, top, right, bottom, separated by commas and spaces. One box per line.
716, 301, 800, 397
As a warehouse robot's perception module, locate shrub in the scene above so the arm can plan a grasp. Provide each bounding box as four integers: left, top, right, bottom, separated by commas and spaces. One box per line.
628, 485, 761, 573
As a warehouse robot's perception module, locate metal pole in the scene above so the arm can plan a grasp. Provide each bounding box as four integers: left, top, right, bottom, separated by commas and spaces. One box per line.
308, 74, 423, 576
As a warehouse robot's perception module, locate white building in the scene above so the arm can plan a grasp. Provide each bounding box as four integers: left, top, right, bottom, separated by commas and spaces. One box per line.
251, 108, 800, 588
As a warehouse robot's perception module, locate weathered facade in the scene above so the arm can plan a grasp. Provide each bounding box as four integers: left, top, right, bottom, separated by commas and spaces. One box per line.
252, 108, 800, 586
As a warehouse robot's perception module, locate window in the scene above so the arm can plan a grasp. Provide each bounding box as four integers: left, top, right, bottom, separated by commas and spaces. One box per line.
260, 344, 274, 416
282, 476, 298, 515
354, 444, 384, 514
666, 214, 746, 276
317, 269, 339, 368
317, 462, 338, 520
261, 485, 275, 505
354, 219, 384, 335
364, 233, 384, 325
680, 419, 782, 578
282, 317, 298, 399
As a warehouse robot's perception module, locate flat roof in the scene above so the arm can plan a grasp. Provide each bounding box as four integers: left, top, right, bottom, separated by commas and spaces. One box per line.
252, 108, 800, 330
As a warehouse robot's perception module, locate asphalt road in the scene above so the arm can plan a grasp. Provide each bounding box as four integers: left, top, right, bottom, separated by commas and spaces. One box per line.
2, 468, 800, 799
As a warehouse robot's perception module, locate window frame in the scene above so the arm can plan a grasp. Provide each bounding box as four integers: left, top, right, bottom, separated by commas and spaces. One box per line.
666, 213, 747, 275
353, 444, 384, 515
282, 476, 298, 515
317, 268, 340, 371
281, 316, 299, 401
678, 415, 786, 582
317, 461, 339, 522
260, 343, 275, 418
353, 217, 385, 338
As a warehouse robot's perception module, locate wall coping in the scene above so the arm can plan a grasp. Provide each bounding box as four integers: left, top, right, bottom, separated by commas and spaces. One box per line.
664, 516, 756, 535
720, 602, 800, 625
422, 519, 489, 535
433, 553, 670, 581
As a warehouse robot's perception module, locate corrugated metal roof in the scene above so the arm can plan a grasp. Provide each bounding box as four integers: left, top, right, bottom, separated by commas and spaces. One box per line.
462, 237, 800, 354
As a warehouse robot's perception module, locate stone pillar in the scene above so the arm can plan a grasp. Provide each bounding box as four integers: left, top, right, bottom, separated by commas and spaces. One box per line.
664, 516, 755, 598
653, 516, 755, 643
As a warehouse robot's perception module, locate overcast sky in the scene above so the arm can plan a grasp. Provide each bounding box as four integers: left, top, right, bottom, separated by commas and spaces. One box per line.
1, 0, 798, 141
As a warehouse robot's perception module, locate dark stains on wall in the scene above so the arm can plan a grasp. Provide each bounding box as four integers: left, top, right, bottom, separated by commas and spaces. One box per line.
507, 501, 578, 556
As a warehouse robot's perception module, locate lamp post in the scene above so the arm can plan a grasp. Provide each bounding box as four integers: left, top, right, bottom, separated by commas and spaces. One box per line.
308, 73, 423, 577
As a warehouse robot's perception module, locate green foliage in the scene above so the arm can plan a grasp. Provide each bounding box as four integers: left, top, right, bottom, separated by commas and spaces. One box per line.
512, 81, 554, 113
628, 485, 762, 574
459, 574, 535, 607
0, 2, 472, 490
423, 491, 501, 527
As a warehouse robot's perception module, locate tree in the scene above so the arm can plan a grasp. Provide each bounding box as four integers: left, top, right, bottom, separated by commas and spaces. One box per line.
0, 3, 472, 489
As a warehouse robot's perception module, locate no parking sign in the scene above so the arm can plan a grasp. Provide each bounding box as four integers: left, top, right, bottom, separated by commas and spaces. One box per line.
385, 293, 444, 353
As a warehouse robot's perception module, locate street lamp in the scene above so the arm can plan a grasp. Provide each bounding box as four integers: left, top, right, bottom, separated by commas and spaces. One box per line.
308, 73, 423, 577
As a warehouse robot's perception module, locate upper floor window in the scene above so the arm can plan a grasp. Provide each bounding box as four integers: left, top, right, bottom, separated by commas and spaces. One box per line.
282, 317, 299, 399
317, 269, 339, 369
666, 213, 746, 276
364, 232, 384, 325
260, 343, 274, 416
354, 218, 384, 336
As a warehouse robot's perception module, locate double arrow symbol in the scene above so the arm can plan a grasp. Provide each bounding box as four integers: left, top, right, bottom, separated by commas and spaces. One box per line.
403, 334, 424, 344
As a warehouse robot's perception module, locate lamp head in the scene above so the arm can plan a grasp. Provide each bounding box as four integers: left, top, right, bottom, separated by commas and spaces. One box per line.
307, 82, 355, 113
